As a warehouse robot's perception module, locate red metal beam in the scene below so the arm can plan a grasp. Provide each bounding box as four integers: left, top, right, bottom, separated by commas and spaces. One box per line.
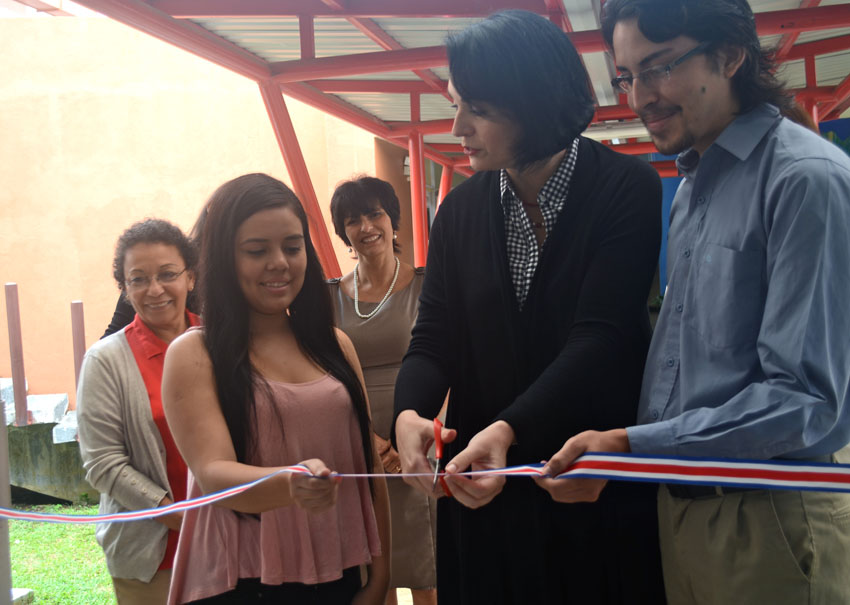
307, 79, 446, 94
783, 34, 850, 61
409, 131, 428, 267
281, 82, 393, 135
789, 86, 837, 102
429, 143, 462, 153
271, 45, 447, 83
345, 17, 449, 99
755, 5, 850, 36
156, 0, 549, 18
594, 104, 638, 121
11, 0, 74, 15
805, 55, 817, 88
437, 164, 454, 208
299, 15, 315, 60
775, 0, 821, 59
388, 119, 454, 135
607, 142, 658, 155
72, 0, 271, 81
821, 73, 850, 120
319, 0, 347, 10
259, 81, 341, 277
651, 160, 679, 178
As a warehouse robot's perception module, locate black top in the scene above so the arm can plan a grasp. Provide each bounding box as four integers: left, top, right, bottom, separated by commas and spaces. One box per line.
393, 137, 666, 604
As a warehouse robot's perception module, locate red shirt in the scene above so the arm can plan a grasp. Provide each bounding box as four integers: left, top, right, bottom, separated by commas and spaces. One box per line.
124, 311, 200, 570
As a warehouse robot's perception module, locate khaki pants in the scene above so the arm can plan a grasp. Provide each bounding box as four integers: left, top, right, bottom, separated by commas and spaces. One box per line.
658, 466, 850, 604
112, 569, 171, 605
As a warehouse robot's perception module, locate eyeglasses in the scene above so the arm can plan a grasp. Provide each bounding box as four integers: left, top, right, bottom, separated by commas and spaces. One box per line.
611, 43, 710, 93
125, 268, 187, 291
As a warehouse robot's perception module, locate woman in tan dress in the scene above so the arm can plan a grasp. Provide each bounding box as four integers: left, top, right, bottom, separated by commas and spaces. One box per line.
328, 176, 437, 605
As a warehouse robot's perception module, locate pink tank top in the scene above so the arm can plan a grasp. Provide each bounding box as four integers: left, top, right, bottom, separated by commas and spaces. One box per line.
168, 374, 381, 604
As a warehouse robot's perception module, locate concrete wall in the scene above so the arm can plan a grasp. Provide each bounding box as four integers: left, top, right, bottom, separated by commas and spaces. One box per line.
0, 17, 375, 405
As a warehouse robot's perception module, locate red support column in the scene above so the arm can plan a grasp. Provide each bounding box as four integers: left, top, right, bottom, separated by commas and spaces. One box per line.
437, 164, 454, 209
409, 132, 428, 266
408, 93, 428, 266
299, 15, 315, 60
258, 80, 341, 277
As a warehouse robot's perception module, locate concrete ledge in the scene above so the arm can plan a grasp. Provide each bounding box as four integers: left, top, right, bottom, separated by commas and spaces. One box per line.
8, 423, 97, 504
12, 588, 34, 604
52, 411, 78, 444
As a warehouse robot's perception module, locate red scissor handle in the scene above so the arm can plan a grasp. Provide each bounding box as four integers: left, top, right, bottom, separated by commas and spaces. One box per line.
433, 418, 452, 498
433, 418, 444, 460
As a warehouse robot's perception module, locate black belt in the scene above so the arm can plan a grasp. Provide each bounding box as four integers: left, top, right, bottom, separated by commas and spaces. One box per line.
664, 483, 760, 499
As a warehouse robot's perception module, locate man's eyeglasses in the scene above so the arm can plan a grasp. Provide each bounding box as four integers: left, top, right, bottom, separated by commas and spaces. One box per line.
611, 43, 711, 93
125, 268, 188, 291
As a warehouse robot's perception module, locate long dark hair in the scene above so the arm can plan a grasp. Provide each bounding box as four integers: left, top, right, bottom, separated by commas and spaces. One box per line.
198, 173, 374, 480
601, 0, 792, 115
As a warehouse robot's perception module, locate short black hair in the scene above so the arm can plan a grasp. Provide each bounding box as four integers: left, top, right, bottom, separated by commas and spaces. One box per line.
601, 0, 792, 114
330, 176, 401, 253
112, 218, 197, 290
446, 10, 595, 170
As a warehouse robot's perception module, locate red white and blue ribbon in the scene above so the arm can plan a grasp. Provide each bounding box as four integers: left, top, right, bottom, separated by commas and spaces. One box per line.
4, 453, 850, 524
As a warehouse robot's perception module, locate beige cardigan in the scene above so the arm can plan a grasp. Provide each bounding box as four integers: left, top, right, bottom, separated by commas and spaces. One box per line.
76, 329, 171, 582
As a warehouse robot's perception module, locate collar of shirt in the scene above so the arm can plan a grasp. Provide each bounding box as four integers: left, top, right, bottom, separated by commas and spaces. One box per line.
676, 103, 780, 175
124, 311, 201, 359
499, 137, 579, 220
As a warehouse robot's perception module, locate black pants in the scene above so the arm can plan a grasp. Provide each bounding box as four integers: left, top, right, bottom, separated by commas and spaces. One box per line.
188, 567, 361, 604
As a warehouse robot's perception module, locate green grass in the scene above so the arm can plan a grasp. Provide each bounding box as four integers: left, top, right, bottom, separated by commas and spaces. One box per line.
9, 504, 115, 604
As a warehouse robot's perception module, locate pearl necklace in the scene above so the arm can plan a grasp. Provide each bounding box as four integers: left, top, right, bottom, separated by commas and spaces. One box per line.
353, 256, 400, 319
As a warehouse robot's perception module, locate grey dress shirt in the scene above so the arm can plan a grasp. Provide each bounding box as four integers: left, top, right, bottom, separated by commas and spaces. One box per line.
628, 103, 850, 460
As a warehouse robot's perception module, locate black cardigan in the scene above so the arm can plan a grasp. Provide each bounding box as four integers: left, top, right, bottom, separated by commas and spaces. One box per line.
394, 137, 665, 604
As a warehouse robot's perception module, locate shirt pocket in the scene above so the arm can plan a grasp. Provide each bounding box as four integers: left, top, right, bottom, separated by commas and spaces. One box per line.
690, 243, 764, 349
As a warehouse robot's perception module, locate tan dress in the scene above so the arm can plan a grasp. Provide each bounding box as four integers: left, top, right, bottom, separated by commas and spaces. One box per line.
328, 267, 437, 589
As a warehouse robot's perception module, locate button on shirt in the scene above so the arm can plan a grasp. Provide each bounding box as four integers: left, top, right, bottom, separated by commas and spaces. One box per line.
627, 104, 850, 460
500, 137, 579, 309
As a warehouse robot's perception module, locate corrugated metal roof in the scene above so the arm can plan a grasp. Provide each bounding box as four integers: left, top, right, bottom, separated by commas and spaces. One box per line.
183, 0, 850, 152
40, 0, 850, 160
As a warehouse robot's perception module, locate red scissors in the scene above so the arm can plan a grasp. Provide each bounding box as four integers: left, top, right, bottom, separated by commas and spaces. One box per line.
432, 418, 452, 497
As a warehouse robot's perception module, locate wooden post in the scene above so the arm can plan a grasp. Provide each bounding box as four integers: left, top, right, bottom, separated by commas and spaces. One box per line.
4, 284, 27, 427
71, 301, 86, 389
0, 414, 13, 605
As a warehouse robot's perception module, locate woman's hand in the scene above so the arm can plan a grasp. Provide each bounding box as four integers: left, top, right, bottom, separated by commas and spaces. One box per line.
155, 495, 184, 531
375, 435, 401, 474
443, 420, 514, 509
351, 579, 389, 605
395, 410, 456, 497
288, 459, 341, 512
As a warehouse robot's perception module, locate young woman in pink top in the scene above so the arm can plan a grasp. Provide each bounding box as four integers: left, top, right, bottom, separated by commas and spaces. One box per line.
162, 173, 390, 604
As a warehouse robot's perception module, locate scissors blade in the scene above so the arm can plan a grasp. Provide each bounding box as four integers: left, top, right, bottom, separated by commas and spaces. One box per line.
432, 418, 443, 489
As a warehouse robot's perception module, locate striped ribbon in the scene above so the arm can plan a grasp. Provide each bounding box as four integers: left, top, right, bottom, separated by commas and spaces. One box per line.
4, 453, 850, 524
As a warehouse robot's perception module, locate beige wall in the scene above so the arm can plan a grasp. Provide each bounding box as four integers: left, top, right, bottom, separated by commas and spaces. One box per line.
0, 17, 375, 404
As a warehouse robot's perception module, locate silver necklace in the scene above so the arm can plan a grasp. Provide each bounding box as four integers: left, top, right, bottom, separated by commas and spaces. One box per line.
353, 256, 400, 319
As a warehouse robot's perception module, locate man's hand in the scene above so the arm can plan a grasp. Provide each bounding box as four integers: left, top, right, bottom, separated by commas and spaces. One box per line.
534, 429, 630, 503
395, 410, 456, 497
443, 420, 515, 509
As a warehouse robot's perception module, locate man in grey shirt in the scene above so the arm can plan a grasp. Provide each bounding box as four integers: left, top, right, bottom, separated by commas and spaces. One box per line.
536, 0, 850, 602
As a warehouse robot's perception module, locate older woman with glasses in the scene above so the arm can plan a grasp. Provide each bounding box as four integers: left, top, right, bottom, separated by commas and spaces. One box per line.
77, 218, 200, 604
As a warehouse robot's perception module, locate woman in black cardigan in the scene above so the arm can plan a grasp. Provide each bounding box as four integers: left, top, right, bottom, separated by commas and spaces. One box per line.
393, 10, 666, 605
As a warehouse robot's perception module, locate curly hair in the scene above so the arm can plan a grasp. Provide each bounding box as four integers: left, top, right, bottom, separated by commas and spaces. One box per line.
112, 218, 197, 290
